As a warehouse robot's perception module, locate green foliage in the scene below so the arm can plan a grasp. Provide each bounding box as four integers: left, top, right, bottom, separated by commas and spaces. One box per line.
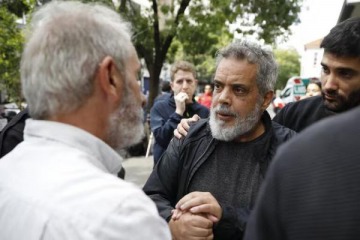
119, 0, 302, 109
0, 6, 24, 104
0, 0, 29, 17
0, 0, 302, 109
274, 48, 301, 90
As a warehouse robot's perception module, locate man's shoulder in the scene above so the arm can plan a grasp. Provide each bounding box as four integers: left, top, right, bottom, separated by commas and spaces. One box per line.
183, 119, 210, 143
283, 96, 323, 112
192, 102, 210, 116
271, 121, 297, 140
273, 96, 326, 132
152, 94, 174, 109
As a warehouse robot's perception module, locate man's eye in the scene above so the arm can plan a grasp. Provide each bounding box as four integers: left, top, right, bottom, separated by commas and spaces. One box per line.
214, 83, 221, 90
338, 70, 354, 79
322, 66, 330, 74
234, 87, 245, 94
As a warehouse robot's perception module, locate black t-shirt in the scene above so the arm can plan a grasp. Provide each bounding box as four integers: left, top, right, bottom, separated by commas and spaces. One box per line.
273, 96, 336, 132
188, 129, 271, 210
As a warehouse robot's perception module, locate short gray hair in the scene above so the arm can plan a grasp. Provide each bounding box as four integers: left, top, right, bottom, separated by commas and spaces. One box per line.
21, 1, 133, 119
215, 40, 277, 95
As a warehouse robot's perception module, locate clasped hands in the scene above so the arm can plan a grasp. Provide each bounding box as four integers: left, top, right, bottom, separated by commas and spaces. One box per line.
169, 192, 222, 240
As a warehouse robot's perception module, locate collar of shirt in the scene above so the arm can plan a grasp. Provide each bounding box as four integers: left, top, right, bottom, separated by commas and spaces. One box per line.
24, 119, 123, 175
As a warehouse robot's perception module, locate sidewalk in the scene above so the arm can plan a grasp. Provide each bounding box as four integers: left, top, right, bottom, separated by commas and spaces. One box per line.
122, 155, 154, 188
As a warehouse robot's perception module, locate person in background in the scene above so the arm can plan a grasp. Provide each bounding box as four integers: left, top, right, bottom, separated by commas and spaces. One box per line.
0, 1, 170, 239
273, 17, 360, 132
300, 78, 322, 100
0, 108, 29, 158
197, 84, 213, 108
154, 80, 172, 103
244, 105, 360, 240
150, 60, 209, 165
144, 40, 296, 240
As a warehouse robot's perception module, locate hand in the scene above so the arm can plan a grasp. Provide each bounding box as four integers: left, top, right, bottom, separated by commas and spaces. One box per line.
174, 114, 200, 139
169, 211, 214, 240
174, 92, 189, 116
174, 192, 222, 223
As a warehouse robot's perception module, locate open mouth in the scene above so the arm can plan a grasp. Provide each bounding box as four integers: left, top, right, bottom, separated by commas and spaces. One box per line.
216, 111, 235, 121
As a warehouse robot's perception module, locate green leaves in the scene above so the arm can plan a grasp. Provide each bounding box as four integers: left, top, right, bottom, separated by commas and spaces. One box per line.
274, 48, 301, 90
0, 0, 302, 109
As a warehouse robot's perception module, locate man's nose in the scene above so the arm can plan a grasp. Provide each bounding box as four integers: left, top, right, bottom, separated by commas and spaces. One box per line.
322, 74, 338, 91
182, 81, 190, 89
217, 87, 231, 105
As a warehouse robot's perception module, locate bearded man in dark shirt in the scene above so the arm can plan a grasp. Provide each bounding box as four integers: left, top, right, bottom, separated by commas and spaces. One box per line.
273, 17, 360, 132
143, 40, 296, 240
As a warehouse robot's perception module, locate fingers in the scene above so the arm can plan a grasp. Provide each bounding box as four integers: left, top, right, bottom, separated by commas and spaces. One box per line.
175, 92, 189, 103
174, 114, 201, 139
175, 192, 222, 220
174, 128, 182, 139
175, 93, 188, 115
190, 114, 200, 122
172, 208, 218, 223
171, 208, 184, 220
169, 211, 214, 240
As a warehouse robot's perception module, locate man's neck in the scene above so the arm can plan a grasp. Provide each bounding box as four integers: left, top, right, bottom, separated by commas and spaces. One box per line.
235, 120, 266, 143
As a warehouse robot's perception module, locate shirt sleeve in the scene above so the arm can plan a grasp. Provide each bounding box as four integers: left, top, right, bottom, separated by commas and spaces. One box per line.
150, 102, 182, 149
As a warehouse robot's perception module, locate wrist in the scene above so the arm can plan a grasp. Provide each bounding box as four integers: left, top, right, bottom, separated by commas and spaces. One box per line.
175, 109, 184, 116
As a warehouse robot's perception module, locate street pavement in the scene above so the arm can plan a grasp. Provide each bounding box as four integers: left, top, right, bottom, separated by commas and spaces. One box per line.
122, 155, 154, 188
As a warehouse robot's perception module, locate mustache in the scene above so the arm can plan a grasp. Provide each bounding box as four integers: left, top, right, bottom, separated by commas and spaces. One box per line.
212, 105, 238, 117
322, 89, 338, 97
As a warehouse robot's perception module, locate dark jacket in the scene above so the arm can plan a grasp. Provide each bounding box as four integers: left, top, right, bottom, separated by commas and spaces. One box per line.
245, 106, 360, 240
143, 111, 296, 239
273, 95, 336, 132
0, 108, 29, 158
150, 93, 209, 164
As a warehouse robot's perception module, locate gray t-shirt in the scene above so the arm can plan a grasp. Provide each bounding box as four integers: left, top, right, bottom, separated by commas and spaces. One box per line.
188, 133, 269, 209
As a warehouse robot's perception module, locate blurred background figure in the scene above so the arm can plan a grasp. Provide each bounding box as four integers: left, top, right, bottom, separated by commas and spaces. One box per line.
272, 96, 285, 115
301, 78, 322, 99
197, 84, 213, 108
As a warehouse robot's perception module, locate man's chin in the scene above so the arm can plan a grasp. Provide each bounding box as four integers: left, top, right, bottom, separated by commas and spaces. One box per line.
324, 99, 348, 113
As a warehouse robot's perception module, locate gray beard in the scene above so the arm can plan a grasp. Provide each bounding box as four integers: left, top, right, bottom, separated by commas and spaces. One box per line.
107, 93, 144, 151
209, 102, 263, 142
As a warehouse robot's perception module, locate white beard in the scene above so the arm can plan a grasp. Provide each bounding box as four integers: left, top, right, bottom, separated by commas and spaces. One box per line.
209, 101, 263, 142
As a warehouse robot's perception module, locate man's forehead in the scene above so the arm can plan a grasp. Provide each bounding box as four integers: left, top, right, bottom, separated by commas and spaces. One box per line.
174, 71, 195, 80
322, 53, 360, 69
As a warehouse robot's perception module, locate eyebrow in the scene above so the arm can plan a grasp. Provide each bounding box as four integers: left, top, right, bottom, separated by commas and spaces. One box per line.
321, 62, 357, 73
213, 80, 247, 88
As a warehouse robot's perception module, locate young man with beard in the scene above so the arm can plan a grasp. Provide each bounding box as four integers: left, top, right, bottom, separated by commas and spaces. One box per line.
143, 41, 296, 240
150, 60, 209, 165
0, 2, 170, 239
273, 17, 360, 132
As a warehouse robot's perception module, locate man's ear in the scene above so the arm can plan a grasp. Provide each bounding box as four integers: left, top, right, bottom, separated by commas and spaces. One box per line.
261, 91, 274, 111
97, 56, 123, 104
